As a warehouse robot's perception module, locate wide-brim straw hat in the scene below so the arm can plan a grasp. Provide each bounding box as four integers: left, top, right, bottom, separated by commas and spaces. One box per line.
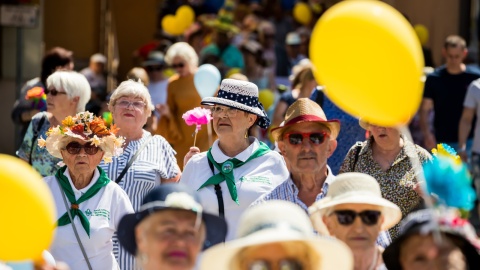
200, 201, 353, 270
270, 98, 340, 141
309, 172, 402, 232
201, 78, 271, 129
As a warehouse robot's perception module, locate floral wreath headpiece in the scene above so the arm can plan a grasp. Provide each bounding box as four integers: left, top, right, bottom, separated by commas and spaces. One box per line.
38, 111, 124, 163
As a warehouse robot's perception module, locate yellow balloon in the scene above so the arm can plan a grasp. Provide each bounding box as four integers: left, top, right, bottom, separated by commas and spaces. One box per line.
177, 5, 195, 30
259, 89, 275, 111
0, 154, 56, 261
310, 0, 424, 126
161, 15, 179, 36
414, 24, 429, 46
293, 3, 312, 26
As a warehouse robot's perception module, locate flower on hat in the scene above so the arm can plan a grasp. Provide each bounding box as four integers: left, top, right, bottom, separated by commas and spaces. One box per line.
25, 86, 47, 111
38, 111, 125, 163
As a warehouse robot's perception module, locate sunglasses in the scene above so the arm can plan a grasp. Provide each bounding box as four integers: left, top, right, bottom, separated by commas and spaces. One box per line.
45, 88, 67, 96
248, 259, 303, 270
65, 142, 100, 155
333, 210, 382, 226
283, 132, 329, 145
145, 65, 163, 72
171, 63, 185, 69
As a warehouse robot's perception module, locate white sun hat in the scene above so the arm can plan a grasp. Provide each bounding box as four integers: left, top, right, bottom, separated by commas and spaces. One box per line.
200, 200, 353, 270
309, 172, 402, 232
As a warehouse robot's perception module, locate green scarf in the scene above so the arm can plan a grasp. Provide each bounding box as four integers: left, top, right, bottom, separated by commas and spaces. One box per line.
56, 166, 110, 237
199, 141, 271, 204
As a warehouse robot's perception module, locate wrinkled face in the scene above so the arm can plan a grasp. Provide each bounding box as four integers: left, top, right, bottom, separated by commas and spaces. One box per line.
278, 122, 336, 174
399, 233, 467, 270
46, 87, 78, 116
238, 242, 311, 270
443, 46, 467, 68
135, 210, 206, 270
60, 138, 104, 177
111, 96, 148, 132
368, 124, 400, 149
323, 203, 383, 251
212, 105, 257, 139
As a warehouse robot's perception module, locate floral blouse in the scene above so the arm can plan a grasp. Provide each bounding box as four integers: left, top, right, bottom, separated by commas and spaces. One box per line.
339, 135, 432, 239
17, 112, 62, 177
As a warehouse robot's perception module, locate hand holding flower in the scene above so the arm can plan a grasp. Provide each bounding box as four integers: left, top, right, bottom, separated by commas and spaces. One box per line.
182, 107, 212, 147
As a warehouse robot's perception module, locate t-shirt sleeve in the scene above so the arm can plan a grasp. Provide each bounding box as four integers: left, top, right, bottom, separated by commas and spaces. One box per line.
157, 136, 180, 180
423, 75, 435, 99
463, 80, 480, 108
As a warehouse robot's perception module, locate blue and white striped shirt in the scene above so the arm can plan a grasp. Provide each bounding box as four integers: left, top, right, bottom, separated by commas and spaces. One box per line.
100, 130, 180, 270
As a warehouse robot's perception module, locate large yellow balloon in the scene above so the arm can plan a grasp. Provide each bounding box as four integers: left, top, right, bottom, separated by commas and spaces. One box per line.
161, 5, 195, 36
310, 0, 424, 126
0, 155, 56, 261
293, 2, 312, 26
177, 5, 195, 30
414, 24, 429, 46
259, 89, 275, 111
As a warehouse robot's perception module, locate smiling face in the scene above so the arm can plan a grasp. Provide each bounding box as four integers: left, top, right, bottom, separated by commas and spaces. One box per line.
111, 95, 149, 133
135, 210, 206, 270
60, 138, 104, 178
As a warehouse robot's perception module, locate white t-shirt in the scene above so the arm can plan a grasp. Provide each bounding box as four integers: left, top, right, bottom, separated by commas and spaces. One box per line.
464, 78, 480, 153
44, 168, 134, 270
180, 137, 289, 241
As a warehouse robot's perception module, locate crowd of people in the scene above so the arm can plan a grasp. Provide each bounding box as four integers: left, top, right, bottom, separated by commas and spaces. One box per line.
5, 1, 480, 270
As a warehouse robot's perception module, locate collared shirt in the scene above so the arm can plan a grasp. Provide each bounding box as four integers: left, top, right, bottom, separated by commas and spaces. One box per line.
44, 168, 133, 270
181, 137, 290, 241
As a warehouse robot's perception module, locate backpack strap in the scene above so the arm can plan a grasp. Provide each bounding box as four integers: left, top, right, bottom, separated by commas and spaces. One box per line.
352, 141, 363, 170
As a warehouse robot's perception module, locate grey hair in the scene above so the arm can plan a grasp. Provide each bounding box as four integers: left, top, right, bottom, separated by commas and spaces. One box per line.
46, 70, 91, 112
165, 42, 198, 69
108, 79, 154, 117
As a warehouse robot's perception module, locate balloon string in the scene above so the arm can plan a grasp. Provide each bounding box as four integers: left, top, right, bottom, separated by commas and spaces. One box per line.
399, 125, 442, 244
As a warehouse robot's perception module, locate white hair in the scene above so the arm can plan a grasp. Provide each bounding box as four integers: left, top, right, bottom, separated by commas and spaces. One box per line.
165, 42, 199, 69
108, 80, 154, 117
46, 70, 91, 112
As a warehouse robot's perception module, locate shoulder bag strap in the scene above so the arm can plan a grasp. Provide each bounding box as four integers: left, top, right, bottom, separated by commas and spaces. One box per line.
29, 114, 46, 165
352, 141, 363, 170
115, 136, 153, 184
207, 158, 225, 218
55, 176, 93, 270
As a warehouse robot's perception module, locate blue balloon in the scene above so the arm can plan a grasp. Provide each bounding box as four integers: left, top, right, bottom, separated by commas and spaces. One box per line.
194, 64, 221, 99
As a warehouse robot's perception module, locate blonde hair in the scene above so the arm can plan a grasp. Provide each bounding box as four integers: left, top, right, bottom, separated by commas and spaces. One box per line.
127, 67, 150, 86
108, 80, 155, 117
165, 42, 199, 70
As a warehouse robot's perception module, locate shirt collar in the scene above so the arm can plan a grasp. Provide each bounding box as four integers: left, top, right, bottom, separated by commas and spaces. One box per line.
211, 137, 259, 163
287, 165, 335, 194
64, 167, 100, 195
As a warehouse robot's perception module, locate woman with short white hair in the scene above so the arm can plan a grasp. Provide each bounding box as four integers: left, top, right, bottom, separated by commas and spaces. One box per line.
17, 70, 91, 176
156, 42, 212, 169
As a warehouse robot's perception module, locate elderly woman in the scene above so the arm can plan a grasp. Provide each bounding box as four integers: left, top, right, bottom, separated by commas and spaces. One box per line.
181, 79, 289, 241
39, 112, 133, 270
156, 42, 211, 169
101, 79, 181, 269
339, 121, 432, 239
309, 172, 402, 270
201, 200, 353, 270
383, 209, 480, 270
117, 183, 227, 270
17, 70, 91, 176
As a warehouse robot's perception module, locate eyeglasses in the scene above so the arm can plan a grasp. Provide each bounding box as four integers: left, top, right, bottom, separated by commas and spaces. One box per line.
248, 259, 303, 270
115, 100, 146, 110
65, 142, 100, 155
145, 65, 163, 72
45, 88, 67, 96
211, 106, 238, 118
283, 132, 329, 145
332, 210, 382, 226
171, 62, 185, 69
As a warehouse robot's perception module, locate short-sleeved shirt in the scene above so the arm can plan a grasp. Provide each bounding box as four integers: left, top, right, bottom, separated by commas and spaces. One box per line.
45, 168, 133, 270
423, 65, 480, 142
17, 112, 62, 177
180, 137, 289, 241
463, 78, 480, 154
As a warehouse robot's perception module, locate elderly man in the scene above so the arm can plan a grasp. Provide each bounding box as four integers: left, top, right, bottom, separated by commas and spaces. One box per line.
309, 172, 402, 270
253, 98, 392, 247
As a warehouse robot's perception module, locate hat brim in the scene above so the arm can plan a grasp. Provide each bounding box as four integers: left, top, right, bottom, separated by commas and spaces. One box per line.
201, 97, 267, 118
309, 195, 402, 231
117, 207, 228, 256
270, 115, 340, 141
200, 229, 353, 270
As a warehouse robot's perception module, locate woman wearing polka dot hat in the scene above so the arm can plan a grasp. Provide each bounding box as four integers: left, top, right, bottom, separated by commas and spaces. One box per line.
181, 79, 289, 241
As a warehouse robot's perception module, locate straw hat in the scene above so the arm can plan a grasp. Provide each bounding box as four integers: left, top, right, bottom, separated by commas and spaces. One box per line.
200, 200, 353, 270
38, 111, 124, 164
270, 98, 340, 141
201, 79, 271, 129
309, 172, 402, 232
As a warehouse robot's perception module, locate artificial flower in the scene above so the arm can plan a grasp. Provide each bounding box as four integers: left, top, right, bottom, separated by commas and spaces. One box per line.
61, 116, 75, 127
182, 107, 212, 131
25, 87, 44, 99
91, 135, 101, 147
37, 137, 46, 148
431, 143, 461, 164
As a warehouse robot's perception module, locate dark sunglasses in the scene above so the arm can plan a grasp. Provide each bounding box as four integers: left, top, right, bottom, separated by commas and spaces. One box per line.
45, 88, 67, 96
248, 259, 303, 270
171, 63, 185, 69
333, 210, 382, 226
65, 142, 100, 155
283, 132, 329, 145
145, 65, 163, 72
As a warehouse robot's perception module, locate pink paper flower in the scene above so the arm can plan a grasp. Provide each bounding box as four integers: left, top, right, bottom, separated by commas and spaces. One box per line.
182, 107, 212, 131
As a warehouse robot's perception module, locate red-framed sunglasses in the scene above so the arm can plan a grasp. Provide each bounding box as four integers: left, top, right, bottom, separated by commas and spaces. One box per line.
283, 131, 329, 145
